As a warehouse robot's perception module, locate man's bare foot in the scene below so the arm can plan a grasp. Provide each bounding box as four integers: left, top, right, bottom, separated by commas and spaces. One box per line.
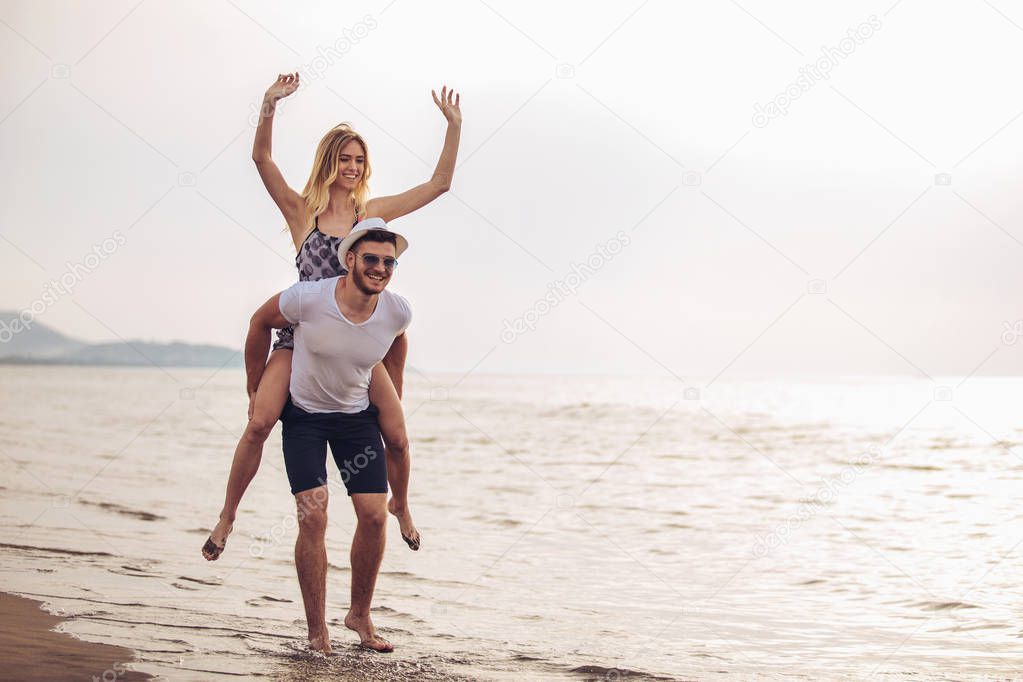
387, 497, 420, 551
308, 627, 332, 655
201, 517, 233, 561
344, 611, 394, 652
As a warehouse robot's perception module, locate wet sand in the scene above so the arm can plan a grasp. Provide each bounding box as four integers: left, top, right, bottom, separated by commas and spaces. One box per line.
0, 592, 151, 681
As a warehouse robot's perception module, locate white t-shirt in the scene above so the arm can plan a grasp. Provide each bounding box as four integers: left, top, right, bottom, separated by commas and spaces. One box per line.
279, 277, 411, 413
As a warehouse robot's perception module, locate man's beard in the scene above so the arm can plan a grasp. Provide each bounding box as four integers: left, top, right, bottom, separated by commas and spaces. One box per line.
350, 267, 386, 295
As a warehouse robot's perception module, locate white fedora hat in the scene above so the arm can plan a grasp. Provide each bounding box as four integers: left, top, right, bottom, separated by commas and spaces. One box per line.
338, 217, 409, 264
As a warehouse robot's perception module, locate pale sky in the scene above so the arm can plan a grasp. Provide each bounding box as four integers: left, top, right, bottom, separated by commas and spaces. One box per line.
1, 0, 1022, 378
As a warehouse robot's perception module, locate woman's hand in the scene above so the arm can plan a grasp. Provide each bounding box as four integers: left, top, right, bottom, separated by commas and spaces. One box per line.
265, 72, 300, 103
247, 390, 257, 420
432, 85, 461, 126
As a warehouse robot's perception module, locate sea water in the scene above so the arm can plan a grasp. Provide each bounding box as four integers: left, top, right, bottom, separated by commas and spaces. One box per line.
0, 366, 1020, 680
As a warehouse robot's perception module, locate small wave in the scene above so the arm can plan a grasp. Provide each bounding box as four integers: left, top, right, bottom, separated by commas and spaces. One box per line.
171, 581, 200, 591
108, 564, 161, 578
881, 464, 943, 471
935, 622, 1010, 633
512, 653, 544, 662
379, 572, 474, 589
484, 484, 531, 494
492, 518, 523, 528
646, 523, 695, 531
691, 652, 728, 660
79, 500, 167, 521
246, 595, 293, 605
18, 592, 148, 609
86, 614, 298, 639
0, 542, 113, 557
176, 575, 223, 586
568, 664, 674, 680
796, 496, 835, 506
539, 402, 597, 417
170, 665, 252, 678
153, 638, 194, 646
915, 600, 980, 611
654, 453, 698, 461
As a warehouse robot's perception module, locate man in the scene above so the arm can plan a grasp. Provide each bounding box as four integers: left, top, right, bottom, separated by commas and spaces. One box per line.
247, 220, 411, 653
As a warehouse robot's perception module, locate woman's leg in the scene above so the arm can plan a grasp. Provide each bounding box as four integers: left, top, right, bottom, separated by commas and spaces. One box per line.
368, 361, 419, 550
203, 349, 293, 560
382, 332, 408, 399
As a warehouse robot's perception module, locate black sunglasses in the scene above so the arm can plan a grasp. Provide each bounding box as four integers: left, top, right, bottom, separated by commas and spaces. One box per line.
357, 253, 398, 270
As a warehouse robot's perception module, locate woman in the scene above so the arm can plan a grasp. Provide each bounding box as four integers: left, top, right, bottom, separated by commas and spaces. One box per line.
202, 72, 461, 560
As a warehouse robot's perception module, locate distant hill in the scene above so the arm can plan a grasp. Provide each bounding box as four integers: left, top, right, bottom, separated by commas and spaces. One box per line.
0, 310, 86, 359
0, 310, 242, 368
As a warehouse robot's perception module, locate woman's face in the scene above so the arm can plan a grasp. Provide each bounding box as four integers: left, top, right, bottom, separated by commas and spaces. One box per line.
335, 139, 366, 190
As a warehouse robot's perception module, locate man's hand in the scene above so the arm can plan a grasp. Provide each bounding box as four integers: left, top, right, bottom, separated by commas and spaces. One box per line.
247, 391, 257, 420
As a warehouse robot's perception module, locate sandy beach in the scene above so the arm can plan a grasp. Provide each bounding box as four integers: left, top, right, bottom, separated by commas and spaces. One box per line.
0, 592, 151, 681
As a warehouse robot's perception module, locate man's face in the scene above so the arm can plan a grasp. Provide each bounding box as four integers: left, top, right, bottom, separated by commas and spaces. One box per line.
347, 241, 397, 295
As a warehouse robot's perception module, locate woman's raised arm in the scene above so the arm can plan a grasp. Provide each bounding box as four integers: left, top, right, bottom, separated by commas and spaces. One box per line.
366, 86, 462, 222
252, 73, 305, 241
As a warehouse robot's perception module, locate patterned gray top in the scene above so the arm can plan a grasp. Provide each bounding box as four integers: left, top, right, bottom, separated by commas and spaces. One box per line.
273, 215, 359, 351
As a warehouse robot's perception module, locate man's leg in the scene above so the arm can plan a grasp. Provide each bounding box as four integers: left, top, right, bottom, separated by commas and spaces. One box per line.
343, 492, 393, 652
204, 349, 292, 559
295, 485, 331, 653
283, 402, 334, 654
368, 362, 419, 550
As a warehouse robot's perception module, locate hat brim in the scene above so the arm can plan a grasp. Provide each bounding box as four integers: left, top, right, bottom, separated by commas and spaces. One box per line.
337, 217, 408, 266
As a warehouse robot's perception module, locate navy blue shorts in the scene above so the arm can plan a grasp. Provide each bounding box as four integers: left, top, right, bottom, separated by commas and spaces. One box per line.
280, 397, 388, 496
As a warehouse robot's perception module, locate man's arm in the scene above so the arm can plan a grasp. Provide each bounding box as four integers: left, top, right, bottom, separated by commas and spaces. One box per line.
245, 293, 291, 396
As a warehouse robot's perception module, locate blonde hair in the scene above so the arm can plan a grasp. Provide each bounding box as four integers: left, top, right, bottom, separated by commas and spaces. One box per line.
295, 122, 372, 241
